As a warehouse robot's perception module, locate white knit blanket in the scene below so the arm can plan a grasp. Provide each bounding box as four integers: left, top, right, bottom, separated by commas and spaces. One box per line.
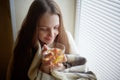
50, 55, 97, 80
51, 64, 96, 80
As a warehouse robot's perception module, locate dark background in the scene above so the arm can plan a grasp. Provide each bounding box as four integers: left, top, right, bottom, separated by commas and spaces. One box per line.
0, 0, 13, 80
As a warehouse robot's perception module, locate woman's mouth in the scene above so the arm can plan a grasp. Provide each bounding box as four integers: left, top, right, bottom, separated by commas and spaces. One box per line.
44, 37, 53, 41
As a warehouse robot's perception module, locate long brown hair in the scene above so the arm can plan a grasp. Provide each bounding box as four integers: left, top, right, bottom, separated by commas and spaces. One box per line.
11, 0, 70, 79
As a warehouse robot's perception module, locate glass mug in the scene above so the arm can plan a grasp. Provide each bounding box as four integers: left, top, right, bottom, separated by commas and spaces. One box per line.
43, 42, 65, 65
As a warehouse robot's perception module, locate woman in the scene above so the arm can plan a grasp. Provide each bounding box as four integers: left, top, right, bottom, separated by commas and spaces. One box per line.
7, 0, 96, 80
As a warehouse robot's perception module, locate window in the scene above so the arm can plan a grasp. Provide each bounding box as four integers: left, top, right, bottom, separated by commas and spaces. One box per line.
75, 0, 120, 80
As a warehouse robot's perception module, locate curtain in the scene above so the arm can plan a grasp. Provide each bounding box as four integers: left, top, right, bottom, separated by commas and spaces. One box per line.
75, 0, 120, 80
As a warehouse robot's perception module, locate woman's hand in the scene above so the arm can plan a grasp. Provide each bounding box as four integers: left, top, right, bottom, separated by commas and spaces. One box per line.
40, 45, 67, 74
52, 54, 67, 71
40, 45, 52, 74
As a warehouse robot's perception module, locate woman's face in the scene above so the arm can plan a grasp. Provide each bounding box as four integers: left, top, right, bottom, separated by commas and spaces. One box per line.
38, 13, 59, 45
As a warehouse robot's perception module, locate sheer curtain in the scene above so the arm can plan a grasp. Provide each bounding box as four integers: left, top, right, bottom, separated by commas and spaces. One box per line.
75, 0, 120, 80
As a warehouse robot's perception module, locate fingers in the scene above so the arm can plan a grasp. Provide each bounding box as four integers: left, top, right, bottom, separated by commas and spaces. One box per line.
41, 45, 55, 68
41, 45, 48, 54
41, 45, 67, 71
62, 54, 67, 62
51, 63, 65, 71
43, 45, 48, 51
56, 63, 63, 67
42, 53, 55, 67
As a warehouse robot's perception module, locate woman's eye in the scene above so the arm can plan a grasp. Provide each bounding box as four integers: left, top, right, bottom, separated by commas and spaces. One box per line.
40, 28, 47, 31
54, 26, 58, 30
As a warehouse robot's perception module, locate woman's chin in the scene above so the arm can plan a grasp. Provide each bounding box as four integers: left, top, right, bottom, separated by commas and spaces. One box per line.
45, 41, 54, 45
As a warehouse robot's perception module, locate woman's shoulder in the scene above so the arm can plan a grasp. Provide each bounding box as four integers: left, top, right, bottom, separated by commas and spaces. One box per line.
65, 30, 79, 54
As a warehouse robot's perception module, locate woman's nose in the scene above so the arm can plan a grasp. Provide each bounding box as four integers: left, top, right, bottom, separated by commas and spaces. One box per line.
48, 29, 54, 37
